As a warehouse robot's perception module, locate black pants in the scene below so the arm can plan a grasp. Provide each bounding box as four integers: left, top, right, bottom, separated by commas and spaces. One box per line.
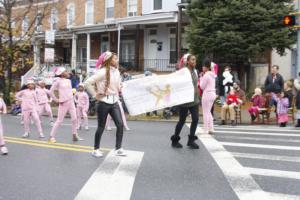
174, 104, 199, 137
94, 101, 124, 150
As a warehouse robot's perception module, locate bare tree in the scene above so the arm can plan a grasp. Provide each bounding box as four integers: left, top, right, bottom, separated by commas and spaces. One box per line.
0, 0, 55, 104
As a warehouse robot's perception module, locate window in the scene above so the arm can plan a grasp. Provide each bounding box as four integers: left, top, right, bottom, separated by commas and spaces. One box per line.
169, 28, 176, 64
35, 13, 42, 32
50, 8, 58, 30
67, 4, 75, 27
127, 0, 137, 17
85, 0, 94, 25
22, 16, 29, 37
153, 0, 162, 10
105, 0, 114, 19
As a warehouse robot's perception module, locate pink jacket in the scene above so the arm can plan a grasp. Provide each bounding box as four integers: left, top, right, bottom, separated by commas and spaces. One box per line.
0, 98, 7, 114
16, 89, 38, 111
84, 67, 121, 98
50, 78, 73, 103
75, 91, 89, 110
200, 71, 216, 93
36, 87, 51, 105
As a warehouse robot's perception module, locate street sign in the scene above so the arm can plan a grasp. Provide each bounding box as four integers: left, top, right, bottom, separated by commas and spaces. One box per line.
45, 30, 55, 45
44, 48, 55, 63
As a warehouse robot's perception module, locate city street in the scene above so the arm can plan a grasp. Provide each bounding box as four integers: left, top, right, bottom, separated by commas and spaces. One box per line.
0, 115, 300, 200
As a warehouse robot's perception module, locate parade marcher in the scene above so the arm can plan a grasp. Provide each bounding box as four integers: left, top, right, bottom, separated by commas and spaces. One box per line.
294, 72, 300, 127
36, 80, 54, 126
16, 79, 44, 138
75, 83, 89, 131
85, 51, 126, 157
105, 100, 130, 131
0, 93, 8, 155
49, 67, 83, 143
170, 54, 200, 149
200, 60, 217, 134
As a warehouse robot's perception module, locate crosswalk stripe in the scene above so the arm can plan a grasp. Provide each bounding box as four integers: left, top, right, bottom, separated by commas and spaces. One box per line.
266, 192, 300, 200
75, 150, 144, 200
215, 135, 300, 143
187, 124, 270, 200
232, 152, 300, 163
246, 167, 300, 180
214, 130, 300, 137
221, 142, 300, 151
214, 125, 299, 132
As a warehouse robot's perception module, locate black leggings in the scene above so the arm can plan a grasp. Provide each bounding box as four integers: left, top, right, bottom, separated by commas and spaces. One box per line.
174, 105, 199, 137
94, 101, 124, 150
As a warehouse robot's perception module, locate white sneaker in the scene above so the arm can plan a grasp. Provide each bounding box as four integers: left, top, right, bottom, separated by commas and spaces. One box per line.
77, 125, 81, 130
1, 146, 8, 155
106, 126, 112, 131
50, 121, 54, 127
20, 120, 24, 125
114, 148, 127, 157
73, 134, 84, 141
22, 132, 29, 138
84, 126, 89, 131
39, 133, 45, 138
91, 149, 104, 158
125, 127, 131, 131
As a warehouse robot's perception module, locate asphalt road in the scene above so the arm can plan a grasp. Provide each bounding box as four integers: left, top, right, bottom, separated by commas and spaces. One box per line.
0, 114, 299, 200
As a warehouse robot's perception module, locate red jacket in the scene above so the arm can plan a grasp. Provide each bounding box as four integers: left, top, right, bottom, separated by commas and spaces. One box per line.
226, 94, 239, 105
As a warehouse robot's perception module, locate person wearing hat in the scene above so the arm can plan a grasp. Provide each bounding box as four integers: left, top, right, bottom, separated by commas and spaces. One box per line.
16, 78, 44, 138
49, 67, 83, 143
85, 51, 126, 157
75, 83, 89, 131
36, 79, 54, 126
294, 72, 300, 127
0, 93, 8, 155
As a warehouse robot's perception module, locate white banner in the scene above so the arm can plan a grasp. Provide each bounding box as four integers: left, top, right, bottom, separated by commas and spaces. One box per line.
44, 48, 55, 63
122, 68, 195, 116
45, 30, 55, 45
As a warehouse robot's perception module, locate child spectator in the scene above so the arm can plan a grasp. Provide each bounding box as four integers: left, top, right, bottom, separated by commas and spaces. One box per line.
248, 88, 264, 123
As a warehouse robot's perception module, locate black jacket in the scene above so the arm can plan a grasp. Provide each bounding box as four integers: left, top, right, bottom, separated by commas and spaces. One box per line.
264, 74, 284, 93
218, 72, 235, 96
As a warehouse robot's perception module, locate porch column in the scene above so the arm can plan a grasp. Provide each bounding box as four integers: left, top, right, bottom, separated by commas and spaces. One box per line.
33, 40, 40, 68
87, 33, 91, 76
71, 33, 77, 70
117, 24, 121, 56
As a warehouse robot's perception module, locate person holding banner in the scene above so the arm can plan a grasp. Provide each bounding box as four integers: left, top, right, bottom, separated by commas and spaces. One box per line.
170, 54, 200, 149
84, 51, 126, 158
200, 60, 217, 134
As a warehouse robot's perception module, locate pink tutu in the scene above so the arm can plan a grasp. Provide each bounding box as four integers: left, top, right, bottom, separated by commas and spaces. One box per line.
278, 114, 288, 123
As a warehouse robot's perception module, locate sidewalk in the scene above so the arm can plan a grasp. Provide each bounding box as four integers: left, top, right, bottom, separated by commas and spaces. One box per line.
48, 104, 282, 126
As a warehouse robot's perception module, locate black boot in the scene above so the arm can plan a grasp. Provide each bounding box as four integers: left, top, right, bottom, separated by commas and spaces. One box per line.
220, 120, 226, 125
231, 120, 236, 126
296, 120, 300, 128
187, 135, 199, 149
170, 135, 183, 148
251, 115, 256, 122
280, 123, 287, 127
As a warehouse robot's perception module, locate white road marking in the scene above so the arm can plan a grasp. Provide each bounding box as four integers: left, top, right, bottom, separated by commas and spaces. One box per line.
221, 142, 300, 151
215, 135, 300, 143
266, 192, 300, 200
246, 167, 300, 180
214, 125, 299, 132
187, 124, 270, 200
214, 130, 300, 137
232, 152, 300, 163
74, 150, 144, 200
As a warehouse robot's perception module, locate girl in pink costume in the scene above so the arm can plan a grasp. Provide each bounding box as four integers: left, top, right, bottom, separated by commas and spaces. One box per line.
36, 80, 54, 126
0, 93, 8, 155
16, 79, 44, 138
49, 67, 83, 143
200, 60, 217, 134
75, 83, 89, 131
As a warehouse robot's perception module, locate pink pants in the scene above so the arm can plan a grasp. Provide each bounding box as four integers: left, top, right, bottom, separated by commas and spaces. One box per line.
38, 103, 53, 122
50, 99, 77, 137
248, 106, 259, 116
77, 106, 88, 127
23, 109, 43, 134
202, 92, 217, 133
0, 117, 5, 146
106, 101, 129, 129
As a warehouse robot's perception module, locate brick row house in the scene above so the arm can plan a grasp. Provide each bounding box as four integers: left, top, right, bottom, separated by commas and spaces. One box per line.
12, 0, 190, 76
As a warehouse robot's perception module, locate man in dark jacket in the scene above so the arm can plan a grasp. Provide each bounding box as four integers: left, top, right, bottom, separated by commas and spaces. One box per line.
264, 65, 284, 94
